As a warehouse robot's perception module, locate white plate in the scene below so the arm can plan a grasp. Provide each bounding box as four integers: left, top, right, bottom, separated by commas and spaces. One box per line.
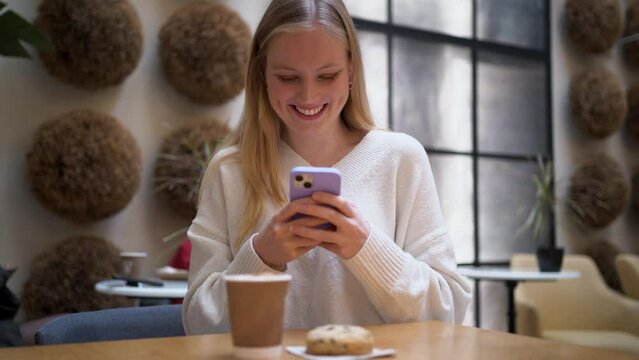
155, 266, 189, 280
285, 346, 396, 359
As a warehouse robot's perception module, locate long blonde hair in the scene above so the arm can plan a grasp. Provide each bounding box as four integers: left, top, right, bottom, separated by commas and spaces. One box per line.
214, 0, 376, 244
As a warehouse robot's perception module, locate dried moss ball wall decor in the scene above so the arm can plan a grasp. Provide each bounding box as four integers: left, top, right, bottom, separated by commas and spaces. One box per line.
565, 0, 623, 54
570, 68, 626, 138
568, 154, 628, 228
35, 0, 143, 89
154, 119, 230, 219
159, 1, 252, 104
627, 83, 639, 140
624, 3, 639, 66
27, 110, 142, 223
21, 236, 132, 320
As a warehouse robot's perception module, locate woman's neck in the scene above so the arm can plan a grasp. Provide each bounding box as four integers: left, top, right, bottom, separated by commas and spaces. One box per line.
283, 122, 365, 167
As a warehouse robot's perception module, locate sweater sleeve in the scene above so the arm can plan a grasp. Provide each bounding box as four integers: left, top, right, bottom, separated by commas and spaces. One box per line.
181, 158, 281, 335
343, 145, 472, 324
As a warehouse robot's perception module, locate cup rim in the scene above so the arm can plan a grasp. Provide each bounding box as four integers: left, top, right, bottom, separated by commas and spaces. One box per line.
223, 273, 292, 282
120, 252, 147, 258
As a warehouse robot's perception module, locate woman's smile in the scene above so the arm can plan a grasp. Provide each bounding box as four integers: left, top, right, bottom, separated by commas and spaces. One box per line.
291, 103, 328, 120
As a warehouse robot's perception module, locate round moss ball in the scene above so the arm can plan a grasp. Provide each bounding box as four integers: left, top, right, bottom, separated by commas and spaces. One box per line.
36, 0, 143, 89
568, 154, 628, 228
154, 119, 229, 219
565, 0, 623, 53
21, 236, 133, 320
159, 1, 252, 104
570, 68, 626, 138
624, 3, 639, 66
626, 82, 639, 139
27, 110, 142, 223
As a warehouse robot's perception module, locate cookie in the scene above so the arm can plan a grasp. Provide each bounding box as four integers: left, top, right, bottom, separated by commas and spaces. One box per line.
306, 324, 373, 355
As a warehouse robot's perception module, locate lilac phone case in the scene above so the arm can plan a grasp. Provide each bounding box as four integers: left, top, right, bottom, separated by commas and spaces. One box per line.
289, 166, 341, 201
289, 167, 341, 230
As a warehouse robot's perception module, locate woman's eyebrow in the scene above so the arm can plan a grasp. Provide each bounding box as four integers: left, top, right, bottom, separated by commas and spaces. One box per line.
317, 63, 341, 70
270, 63, 342, 71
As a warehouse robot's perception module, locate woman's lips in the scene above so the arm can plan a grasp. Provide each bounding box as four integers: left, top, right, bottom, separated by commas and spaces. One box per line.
290, 104, 327, 120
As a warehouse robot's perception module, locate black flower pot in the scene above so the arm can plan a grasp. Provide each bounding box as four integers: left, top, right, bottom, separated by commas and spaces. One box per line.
536, 247, 564, 272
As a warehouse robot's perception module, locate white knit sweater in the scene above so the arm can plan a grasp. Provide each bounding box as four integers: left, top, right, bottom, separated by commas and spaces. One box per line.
183, 130, 471, 334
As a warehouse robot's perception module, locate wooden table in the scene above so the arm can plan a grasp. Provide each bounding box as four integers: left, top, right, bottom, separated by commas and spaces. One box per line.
458, 267, 580, 333
1, 321, 635, 360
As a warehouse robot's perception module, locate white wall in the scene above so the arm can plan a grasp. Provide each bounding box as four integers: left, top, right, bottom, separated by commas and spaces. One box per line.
552, 0, 639, 254
0, 0, 270, 302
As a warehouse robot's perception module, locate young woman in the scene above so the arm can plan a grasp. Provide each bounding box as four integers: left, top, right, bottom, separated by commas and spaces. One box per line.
182, 0, 471, 334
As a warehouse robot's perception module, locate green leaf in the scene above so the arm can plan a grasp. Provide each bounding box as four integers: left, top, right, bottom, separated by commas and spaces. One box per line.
0, 34, 30, 57
0, 2, 6, 12
0, 10, 53, 52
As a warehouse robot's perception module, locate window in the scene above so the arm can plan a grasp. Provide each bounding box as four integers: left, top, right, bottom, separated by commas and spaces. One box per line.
347, 0, 552, 331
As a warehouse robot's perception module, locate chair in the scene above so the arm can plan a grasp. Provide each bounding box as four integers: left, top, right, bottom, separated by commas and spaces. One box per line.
511, 254, 639, 355
615, 254, 639, 300
35, 304, 184, 345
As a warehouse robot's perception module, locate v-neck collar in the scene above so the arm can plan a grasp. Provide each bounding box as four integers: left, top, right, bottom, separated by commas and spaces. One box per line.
279, 130, 383, 191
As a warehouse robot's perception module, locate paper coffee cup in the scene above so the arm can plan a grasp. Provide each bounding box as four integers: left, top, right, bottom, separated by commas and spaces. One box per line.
224, 273, 292, 359
120, 252, 147, 278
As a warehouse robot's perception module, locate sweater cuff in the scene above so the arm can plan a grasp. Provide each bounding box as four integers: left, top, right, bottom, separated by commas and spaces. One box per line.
226, 233, 285, 274
343, 224, 409, 298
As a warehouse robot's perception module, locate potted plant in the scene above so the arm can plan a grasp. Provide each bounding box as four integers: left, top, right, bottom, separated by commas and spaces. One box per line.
0, 1, 53, 58
519, 155, 564, 272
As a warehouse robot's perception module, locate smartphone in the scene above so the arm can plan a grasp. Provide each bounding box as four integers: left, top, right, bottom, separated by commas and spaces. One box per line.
289, 166, 341, 230
113, 275, 164, 287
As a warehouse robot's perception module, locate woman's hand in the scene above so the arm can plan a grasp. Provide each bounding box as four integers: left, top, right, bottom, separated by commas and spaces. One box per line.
289, 192, 369, 259
253, 198, 327, 269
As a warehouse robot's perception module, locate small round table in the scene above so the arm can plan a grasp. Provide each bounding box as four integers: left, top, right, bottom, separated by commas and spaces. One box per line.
457, 267, 580, 333
95, 279, 188, 299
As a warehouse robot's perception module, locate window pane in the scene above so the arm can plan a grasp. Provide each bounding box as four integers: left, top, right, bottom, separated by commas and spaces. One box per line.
478, 0, 546, 50
344, 0, 387, 23
478, 51, 547, 156
358, 31, 389, 128
478, 159, 548, 262
392, 37, 472, 151
429, 154, 474, 264
393, 0, 471, 38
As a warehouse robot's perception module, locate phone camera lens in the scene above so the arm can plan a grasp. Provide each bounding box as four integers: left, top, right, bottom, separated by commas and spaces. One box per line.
295, 175, 303, 182
303, 181, 312, 188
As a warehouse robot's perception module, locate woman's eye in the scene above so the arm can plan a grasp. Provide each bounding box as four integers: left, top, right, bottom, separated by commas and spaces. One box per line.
319, 73, 339, 81
277, 76, 298, 82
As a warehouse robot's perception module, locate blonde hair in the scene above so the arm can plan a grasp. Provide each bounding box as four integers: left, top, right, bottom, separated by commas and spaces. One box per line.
214, 0, 376, 244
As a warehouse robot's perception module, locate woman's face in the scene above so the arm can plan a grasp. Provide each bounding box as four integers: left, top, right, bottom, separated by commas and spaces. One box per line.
265, 27, 351, 140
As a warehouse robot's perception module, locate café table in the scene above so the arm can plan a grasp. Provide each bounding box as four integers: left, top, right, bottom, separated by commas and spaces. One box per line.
1, 321, 635, 360
457, 266, 580, 334
95, 279, 188, 299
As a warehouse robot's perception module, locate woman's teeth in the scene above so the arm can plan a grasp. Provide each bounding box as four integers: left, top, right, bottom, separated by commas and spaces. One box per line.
294, 104, 325, 116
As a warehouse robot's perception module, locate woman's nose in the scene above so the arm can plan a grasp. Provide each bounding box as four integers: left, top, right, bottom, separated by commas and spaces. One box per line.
299, 80, 317, 101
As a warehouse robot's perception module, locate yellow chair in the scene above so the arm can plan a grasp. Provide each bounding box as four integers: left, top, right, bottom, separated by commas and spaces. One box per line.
616, 254, 639, 300
511, 254, 639, 355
